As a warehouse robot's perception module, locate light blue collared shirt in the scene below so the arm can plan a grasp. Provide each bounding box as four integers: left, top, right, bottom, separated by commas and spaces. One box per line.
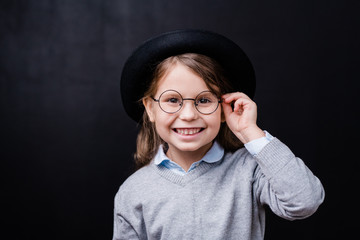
154, 131, 274, 175
244, 130, 274, 156
154, 141, 224, 176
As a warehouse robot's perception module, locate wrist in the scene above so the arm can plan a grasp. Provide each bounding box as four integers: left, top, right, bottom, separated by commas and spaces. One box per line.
235, 125, 265, 144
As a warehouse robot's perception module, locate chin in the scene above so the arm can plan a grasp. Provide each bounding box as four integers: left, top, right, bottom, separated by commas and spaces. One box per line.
172, 141, 213, 153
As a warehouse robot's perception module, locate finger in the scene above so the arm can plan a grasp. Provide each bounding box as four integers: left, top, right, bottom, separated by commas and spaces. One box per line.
222, 92, 249, 98
221, 101, 233, 116
222, 92, 250, 103
232, 97, 251, 113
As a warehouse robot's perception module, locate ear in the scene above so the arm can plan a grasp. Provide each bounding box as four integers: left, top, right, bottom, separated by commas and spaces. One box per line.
143, 97, 156, 122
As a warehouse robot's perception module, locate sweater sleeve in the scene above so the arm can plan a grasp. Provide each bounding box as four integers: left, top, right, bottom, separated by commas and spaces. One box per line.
113, 213, 139, 240
112, 188, 144, 240
253, 138, 325, 220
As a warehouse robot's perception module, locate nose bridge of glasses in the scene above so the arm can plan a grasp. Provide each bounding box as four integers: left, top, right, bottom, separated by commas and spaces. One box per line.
177, 98, 199, 118
179, 98, 198, 115
182, 98, 198, 106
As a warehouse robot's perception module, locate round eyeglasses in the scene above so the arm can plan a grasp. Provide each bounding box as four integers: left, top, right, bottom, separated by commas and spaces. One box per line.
152, 90, 222, 115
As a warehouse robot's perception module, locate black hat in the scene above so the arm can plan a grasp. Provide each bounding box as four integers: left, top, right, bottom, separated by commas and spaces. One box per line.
120, 29, 256, 122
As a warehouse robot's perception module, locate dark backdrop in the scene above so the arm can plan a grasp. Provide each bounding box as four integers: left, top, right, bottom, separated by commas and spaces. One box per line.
1, 0, 359, 239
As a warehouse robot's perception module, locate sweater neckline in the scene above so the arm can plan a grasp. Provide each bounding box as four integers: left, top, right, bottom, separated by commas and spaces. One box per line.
151, 160, 221, 187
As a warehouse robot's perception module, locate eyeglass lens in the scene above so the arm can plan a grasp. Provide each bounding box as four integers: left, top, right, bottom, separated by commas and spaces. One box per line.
158, 90, 220, 114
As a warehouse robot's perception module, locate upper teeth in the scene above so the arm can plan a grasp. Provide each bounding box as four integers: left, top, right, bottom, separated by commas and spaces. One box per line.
177, 128, 201, 135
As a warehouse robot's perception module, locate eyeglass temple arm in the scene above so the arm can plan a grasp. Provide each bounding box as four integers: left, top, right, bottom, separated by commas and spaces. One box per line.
151, 97, 159, 102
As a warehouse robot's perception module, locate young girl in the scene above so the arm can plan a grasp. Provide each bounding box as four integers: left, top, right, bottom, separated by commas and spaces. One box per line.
113, 30, 324, 240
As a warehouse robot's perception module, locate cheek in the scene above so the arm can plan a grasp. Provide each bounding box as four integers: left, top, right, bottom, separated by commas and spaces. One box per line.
212, 110, 223, 127
148, 104, 167, 122
203, 112, 222, 135
214, 113, 223, 134
153, 111, 176, 129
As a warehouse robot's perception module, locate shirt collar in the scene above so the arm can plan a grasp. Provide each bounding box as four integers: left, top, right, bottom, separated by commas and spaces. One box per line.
153, 141, 224, 166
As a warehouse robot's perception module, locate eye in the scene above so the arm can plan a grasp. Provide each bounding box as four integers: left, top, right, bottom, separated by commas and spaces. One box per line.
197, 97, 212, 104
162, 96, 181, 105
196, 92, 218, 104
168, 97, 180, 103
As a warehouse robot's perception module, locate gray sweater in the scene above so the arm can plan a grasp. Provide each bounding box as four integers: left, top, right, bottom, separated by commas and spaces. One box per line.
113, 138, 324, 240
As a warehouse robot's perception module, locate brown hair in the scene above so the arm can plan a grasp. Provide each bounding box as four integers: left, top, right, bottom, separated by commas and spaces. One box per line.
134, 53, 243, 169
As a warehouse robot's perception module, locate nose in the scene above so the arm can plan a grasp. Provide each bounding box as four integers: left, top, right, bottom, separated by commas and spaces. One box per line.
178, 100, 198, 120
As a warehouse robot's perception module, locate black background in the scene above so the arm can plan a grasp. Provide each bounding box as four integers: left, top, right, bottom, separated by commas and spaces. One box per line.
1, 0, 359, 239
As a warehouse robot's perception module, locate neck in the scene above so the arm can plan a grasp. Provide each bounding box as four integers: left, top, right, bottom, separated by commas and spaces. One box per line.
166, 142, 213, 172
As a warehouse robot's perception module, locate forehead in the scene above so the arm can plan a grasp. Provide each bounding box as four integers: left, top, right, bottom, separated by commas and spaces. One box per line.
155, 63, 213, 96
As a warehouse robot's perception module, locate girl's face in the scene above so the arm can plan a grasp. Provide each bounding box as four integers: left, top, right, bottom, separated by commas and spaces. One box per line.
143, 62, 223, 157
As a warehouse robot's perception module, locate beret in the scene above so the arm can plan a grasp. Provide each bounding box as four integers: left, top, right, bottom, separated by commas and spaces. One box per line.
120, 29, 256, 122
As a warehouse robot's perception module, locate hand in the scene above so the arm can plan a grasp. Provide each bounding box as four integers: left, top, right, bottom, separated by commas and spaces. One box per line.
221, 92, 265, 143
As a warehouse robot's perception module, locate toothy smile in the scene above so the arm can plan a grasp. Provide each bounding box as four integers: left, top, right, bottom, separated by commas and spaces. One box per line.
174, 128, 203, 135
